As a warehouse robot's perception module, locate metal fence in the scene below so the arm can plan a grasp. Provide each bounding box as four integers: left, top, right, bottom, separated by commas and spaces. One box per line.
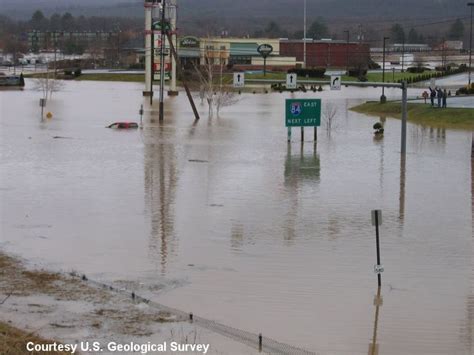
77, 273, 317, 355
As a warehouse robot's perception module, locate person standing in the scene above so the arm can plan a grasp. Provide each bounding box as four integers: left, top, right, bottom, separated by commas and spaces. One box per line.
429, 87, 435, 106
436, 87, 443, 108
442, 89, 447, 108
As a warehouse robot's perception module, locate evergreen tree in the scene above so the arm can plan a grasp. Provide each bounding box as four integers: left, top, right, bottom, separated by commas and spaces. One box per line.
407, 28, 419, 43
308, 19, 329, 39
448, 19, 464, 40
390, 23, 405, 43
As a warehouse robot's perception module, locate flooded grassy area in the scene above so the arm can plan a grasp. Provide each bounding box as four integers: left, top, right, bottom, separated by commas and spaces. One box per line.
351, 101, 474, 129
0, 320, 70, 355
0, 252, 180, 351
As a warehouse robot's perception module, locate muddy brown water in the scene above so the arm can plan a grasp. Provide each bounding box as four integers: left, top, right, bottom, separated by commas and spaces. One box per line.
1, 80, 473, 354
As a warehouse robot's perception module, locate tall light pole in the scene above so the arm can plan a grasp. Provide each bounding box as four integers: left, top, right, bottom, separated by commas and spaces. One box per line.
344, 30, 350, 73
381, 36, 389, 103
159, 0, 167, 121
468, 2, 473, 86
303, 0, 307, 68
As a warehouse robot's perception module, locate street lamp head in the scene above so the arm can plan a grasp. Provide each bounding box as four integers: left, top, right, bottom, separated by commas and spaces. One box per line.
468, 2, 474, 6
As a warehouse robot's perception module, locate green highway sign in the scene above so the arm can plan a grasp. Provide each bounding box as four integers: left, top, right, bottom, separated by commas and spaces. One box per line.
285, 99, 321, 127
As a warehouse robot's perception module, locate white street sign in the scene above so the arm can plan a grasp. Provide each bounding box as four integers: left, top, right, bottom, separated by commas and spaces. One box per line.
233, 72, 245, 88
286, 73, 297, 89
371, 210, 382, 226
331, 75, 341, 90
374, 264, 384, 274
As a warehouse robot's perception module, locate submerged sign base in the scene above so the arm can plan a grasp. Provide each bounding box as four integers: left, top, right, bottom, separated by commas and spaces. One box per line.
285, 99, 321, 127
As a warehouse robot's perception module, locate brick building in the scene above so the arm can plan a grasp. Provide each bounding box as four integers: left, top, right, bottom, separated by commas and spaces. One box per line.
280, 39, 370, 69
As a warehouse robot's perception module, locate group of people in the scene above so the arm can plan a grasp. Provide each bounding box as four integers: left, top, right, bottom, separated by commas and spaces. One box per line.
427, 87, 448, 108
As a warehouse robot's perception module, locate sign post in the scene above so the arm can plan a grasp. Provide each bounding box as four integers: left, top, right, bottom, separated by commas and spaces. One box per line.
257, 44, 273, 77
371, 210, 383, 287
331, 75, 341, 90
286, 73, 297, 90
39, 98, 46, 121
139, 104, 144, 128
233, 72, 245, 88
285, 99, 321, 142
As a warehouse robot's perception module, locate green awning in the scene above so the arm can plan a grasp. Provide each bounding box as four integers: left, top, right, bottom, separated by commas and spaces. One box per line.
230, 43, 259, 56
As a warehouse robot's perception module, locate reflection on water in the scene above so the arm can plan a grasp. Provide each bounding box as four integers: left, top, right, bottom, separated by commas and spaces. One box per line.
1, 81, 473, 354
370, 287, 383, 355
144, 125, 178, 274
284, 143, 320, 185
284, 143, 320, 243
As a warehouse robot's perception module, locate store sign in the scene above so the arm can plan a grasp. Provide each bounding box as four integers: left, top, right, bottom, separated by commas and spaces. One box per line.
257, 43, 273, 58
180, 36, 200, 48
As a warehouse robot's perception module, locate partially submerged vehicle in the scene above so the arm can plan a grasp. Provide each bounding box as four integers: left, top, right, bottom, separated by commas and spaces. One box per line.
0, 73, 25, 89
107, 122, 139, 129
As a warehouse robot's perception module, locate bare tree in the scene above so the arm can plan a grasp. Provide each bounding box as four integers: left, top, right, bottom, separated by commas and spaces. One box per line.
193, 40, 239, 117
323, 103, 338, 135
32, 71, 65, 102
214, 58, 238, 116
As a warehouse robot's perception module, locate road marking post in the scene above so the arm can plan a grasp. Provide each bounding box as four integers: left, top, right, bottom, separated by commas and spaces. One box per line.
371, 210, 383, 287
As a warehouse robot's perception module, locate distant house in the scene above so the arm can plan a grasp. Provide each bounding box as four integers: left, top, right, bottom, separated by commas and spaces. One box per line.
436, 41, 463, 51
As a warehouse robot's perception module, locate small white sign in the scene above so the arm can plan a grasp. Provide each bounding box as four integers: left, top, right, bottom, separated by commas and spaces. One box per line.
233, 72, 245, 88
374, 264, 384, 274
371, 210, 382, 226
373, 295, 383, 306
286, 73, 297, 89
331, 75, 341, 90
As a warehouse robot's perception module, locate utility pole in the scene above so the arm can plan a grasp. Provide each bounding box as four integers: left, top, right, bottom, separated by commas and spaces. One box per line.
144, 0, 153, 97
401, 80, 408, 156
468, 2, 474, 86
344, 30, 350, 73
168, 0, 178, 96
303, 0, 307, 68
150, 4, 154, 105
381, 36, 389, 103
401, 35, 405, 72
159, 0, 167, 121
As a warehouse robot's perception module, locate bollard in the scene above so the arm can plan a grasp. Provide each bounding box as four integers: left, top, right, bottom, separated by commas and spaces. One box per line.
189, 313, 193, 322
258, 333, 262, 352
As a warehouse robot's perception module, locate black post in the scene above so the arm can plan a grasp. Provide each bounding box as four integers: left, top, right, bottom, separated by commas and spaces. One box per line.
264, 57, 267, 77
401, 36, 405, 73
344, 30, 350, 73
381, 36, 389, 103
301, 127, 304, 142
314, 126, 317, 142
375, 212, 382, 287
258, 333, 262, 352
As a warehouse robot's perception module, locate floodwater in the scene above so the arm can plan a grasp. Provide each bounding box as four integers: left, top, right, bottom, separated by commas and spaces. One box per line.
1, 80, 473, 354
